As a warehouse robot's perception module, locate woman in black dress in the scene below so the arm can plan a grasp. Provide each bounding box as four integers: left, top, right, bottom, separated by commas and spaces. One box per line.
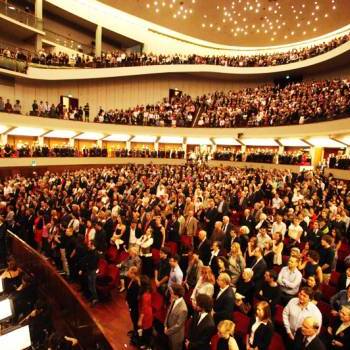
246, 301, 274, 350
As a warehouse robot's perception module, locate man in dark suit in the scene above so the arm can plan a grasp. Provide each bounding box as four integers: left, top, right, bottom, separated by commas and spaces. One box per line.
213, 273, 235, 324
221, 215, 233, 239
240, 209, 254, 234
337, 266, 350, 291
294, 316, 326, 350
250, 247, 267, 291
186, 294, 216, 350
196, 230, 211, 266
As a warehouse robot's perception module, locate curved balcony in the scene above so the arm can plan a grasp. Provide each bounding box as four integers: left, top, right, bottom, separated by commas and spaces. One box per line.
1, 40, 350, 81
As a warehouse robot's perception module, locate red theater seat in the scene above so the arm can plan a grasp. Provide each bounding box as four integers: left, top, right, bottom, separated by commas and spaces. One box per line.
96, 264, 120, 300
274, 304, 284, 328
320, 283, 337, 300
268, 333, 286, 350
106, 245, 118, 263
211, 334, 219, 350
329, 271, 341, 287
165, 241, 178, 256
233, 311, 250, 338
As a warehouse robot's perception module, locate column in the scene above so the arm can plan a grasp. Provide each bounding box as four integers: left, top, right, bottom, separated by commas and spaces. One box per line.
0, 134, 8, 146
95, 25, 102, 57
345, 147, 350, 156
37, 136, 44, 147
96, 139, 102, 148
310, 147, 324, 167
277, 146, 284, 164
126, 141, 131, 151
182, 141, 187, 159
154, 142, 159, 152
35, 0, 43, 49
68, 138, 75, 148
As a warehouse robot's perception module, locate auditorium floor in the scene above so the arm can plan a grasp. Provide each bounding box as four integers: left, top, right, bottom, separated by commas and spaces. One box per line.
70, 285, 136, 350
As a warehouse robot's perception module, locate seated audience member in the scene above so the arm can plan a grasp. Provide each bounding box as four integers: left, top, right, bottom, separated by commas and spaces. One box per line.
257, 270, 281, 314
213, 273, 235, 324
164, 283, 188, 350
282, 287, 322, 345
294, 316, 326, 350
246, 301, 274, 350
48, 332, 79, 350
325, 304, 350, 350
186, 294, 216, 350
191, 266, 215, 305
118, 246, 141, 292
277, 256, 302, 304
215, 320, 239, 350
154, 246, 171, 294
1, 255, 23, 293
330, 284, 350, 314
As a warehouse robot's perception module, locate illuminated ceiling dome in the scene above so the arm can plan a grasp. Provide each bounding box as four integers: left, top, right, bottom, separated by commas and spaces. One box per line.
103, 0, 349, 46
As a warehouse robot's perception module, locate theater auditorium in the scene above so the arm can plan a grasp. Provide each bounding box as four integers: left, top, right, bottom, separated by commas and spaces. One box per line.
0, 0, 350, 349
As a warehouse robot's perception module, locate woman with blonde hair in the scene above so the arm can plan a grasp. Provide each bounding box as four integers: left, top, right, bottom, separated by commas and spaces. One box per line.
191, 266, 215, 304
216, 320, 239, 350
228, 242, 245, 285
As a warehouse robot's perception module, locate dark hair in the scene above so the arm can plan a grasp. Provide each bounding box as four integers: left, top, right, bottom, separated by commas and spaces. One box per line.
321, 234, 333, 245
267, 269, 277, 281
308, 250, 320, 263
160, 247, 171, 256
196, 294, 213, 313
217, 256, 230, 270
300, 286, 314, 299
139, 275, 152, 294
171, 283, 185, 298
170, 254, 180, 262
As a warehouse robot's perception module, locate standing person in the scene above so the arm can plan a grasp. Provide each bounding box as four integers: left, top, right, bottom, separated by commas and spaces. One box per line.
79, 243, 99, 305
213, 273, 235, 324
0, 216, 7, 268
294, 316, 326, 350
164, 283, 188, 350
282, 287, 322, 349
246, 301, 274, 350
168, 254, 183, 290
186, 294, 216, 350
83, 103, 89, 122
196, 230, 211, 266
126, 266, 141, 345
215, 320, 239, 350
138, 276, 153, 350
137, 228, 154, 278
326, 304, 350, 350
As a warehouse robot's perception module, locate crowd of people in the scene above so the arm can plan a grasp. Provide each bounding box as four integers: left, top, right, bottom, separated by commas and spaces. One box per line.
0, 163, 349, 350
328, 154, 350, 170
196, 79, 350, 127
1, 77, 350, 128
1, 31, 350, 70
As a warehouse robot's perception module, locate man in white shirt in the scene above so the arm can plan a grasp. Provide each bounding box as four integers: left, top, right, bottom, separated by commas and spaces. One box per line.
256, 227, 272, 250
272, 193, 283, 209
278, 256, 302, 304
283, 287, 322, 343
271, 215, 287, 239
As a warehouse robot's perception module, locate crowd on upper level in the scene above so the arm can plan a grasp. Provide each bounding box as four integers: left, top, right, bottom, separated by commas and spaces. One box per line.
2, 77, 348, 129
0, 164, 349, 350
1, 31, 350, 71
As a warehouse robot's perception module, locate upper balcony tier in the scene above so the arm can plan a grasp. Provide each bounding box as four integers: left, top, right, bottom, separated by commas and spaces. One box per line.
1, 31, 350, 80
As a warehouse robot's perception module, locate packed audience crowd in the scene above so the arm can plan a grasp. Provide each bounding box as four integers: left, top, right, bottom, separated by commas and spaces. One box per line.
197, 79, 350, 127
328, 154, 350, 170
1, 77, 350, 128
0, 163, 350, 350
1, 31, 350, 70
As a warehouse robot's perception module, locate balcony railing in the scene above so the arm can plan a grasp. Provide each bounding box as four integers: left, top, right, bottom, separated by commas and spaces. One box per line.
0, 0, 43, 30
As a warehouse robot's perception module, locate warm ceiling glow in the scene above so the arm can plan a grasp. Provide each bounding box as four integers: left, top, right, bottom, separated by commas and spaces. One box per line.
307, 137, 346, 148
335, 135, 350, 146
45, 130, 77, 139
158, 136, 184, 144
0, 125, 9, 134
214, 138, 241, 146
75, 132, 105, 140
8, 127, 45, 136
241, 138, 279, 146
103, 134, 131, 141
187, 137, 213, 145
132, 135, 157, 143
279, 138, 309, 147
